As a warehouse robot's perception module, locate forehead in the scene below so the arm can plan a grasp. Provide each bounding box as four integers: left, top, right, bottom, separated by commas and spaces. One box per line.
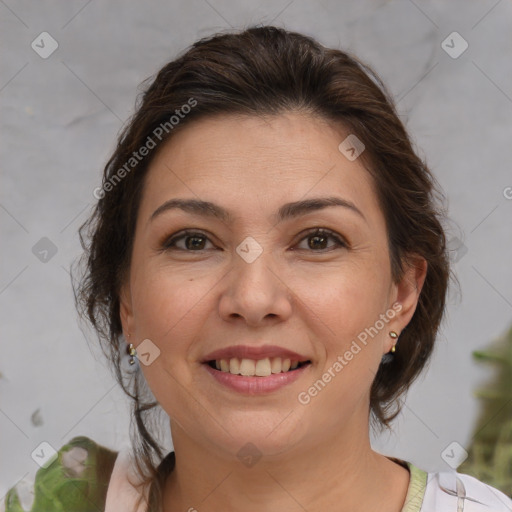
138, 112, 381, 226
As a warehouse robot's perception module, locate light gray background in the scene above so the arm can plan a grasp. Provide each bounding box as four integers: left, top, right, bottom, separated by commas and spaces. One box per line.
1, 0, 512, 497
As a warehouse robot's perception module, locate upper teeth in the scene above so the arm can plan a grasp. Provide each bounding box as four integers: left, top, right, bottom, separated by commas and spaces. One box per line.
214, 357, 302, 376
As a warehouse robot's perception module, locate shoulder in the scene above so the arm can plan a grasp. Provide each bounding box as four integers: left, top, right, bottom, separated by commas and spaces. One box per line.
422, 468, 512, 512
2, 436, 118, 512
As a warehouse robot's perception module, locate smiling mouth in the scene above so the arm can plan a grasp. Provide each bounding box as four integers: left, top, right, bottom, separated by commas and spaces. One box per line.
205, 357, 312, 377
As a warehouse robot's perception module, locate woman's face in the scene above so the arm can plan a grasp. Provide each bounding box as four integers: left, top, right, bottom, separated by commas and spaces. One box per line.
120, 112, 425, 458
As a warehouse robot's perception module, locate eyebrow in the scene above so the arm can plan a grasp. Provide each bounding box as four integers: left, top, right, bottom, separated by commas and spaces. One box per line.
149, 196, 366, 225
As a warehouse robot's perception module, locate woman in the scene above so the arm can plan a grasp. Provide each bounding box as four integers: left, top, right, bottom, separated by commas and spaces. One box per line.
4, 25, 511, 512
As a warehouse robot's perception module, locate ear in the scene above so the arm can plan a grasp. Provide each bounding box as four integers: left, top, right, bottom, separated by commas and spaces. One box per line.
389, 254, 427, 346
119, 281, 136, 342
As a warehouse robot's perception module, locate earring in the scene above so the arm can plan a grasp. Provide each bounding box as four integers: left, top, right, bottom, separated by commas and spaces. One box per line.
126, 334, 137, 365
389, 331, 398, 353
128, 343, 137, 365
381, 331, 399, 364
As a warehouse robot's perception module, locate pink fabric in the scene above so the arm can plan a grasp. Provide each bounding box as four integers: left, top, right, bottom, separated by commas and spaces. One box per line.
104, 448, 148, 512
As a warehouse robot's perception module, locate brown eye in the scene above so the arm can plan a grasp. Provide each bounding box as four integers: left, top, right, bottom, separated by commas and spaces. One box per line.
295, 228, 346, 252
162, 230, 215, 251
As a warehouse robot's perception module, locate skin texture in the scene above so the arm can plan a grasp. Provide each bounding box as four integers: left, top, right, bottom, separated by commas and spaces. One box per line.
120, 112, 427, 512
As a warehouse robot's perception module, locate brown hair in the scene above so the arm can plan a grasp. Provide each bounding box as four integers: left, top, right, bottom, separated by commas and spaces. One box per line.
73, 25, 451, 509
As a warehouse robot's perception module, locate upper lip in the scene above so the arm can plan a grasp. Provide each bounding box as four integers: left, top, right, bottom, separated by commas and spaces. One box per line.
201, 344, 310, 363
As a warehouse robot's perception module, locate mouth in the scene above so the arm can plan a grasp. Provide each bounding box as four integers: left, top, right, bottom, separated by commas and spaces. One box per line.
200, 344, 313, 393
204, 357, 312, 377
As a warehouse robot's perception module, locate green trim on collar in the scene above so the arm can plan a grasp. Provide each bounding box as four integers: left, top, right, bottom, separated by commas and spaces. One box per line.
401, 461, 428, 512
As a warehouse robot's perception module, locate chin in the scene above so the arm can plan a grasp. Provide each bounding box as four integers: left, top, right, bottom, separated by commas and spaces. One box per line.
201, 410, 307, 460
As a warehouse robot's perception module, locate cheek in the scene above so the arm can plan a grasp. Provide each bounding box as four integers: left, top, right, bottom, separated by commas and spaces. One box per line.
299, 265, 391, 403
129, 269, 213, 401
300, 275, 388, 420
298, 261, 389, 337
132, 268, 211, 342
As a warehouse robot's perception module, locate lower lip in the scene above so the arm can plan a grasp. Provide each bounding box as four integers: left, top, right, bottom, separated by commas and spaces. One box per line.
203, 363, 311, 395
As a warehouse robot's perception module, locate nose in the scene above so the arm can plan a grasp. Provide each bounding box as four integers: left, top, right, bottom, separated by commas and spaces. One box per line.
218, 249, 293, 327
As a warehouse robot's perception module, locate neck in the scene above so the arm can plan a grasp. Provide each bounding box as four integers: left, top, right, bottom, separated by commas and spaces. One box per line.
162, 414, 410, 512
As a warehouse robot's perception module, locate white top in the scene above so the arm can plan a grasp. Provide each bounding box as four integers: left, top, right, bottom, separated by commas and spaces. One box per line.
105, 448, 512, 512
420, 471, 512, 512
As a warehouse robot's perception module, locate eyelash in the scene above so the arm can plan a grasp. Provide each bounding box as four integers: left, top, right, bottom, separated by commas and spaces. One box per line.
160, 228, 347, 253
